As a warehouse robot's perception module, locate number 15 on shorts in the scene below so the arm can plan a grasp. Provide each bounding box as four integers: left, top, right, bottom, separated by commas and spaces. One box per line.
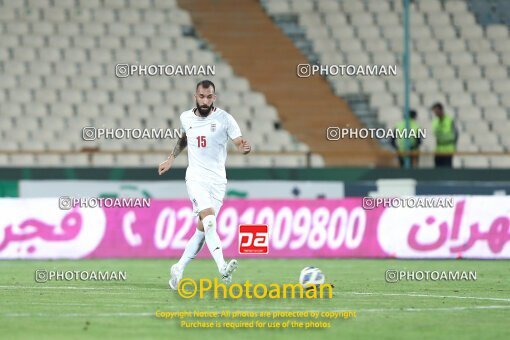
239, 224, 269, 254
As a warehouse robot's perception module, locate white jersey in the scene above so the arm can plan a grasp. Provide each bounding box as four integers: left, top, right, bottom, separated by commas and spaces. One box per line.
180, 107, 242, 184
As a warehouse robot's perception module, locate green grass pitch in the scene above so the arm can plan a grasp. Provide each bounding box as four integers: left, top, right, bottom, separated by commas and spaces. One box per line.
0, 259, 508, 339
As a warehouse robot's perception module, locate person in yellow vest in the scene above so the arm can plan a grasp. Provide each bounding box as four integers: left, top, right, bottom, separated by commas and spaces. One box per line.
391, 109, 422, 167
431, 102, 458, 167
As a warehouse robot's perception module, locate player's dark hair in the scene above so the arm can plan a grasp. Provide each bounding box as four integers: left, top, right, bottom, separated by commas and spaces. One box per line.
196, 80, 216, 93
409, 110, 417, 119
431, 102, 443, 110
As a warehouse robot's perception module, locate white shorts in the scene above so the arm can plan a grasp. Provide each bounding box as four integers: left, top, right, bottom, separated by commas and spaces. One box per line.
186, 180, 226, 216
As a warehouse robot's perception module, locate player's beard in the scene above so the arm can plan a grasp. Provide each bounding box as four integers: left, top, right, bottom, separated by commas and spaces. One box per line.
196, 102, 213, 117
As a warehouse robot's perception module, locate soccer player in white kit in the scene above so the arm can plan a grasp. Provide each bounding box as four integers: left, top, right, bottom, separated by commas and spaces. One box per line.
158, 80, 251, 290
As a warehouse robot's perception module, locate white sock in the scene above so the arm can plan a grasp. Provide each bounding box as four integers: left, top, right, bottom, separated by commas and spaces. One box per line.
202, 215, 226, 272
176, 228, 205, 269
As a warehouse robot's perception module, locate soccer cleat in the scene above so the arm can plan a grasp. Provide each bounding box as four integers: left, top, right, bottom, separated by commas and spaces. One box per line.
220, 259, 238, 284
169, 264, 183, 290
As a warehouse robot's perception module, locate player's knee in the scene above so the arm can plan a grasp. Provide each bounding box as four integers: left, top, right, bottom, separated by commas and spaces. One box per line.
198, 208, 215, 220
202, 214, 217, 233
197, 220, 205, 232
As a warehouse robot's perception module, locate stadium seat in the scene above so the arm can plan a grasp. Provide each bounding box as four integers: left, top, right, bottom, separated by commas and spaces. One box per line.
246, 155, 273, 167
226, 155, 246, 167
489, 155, 510, 167
115, 154, 143, 166
9, 154, 36, 166
91, 154, 115, 167
36, 154, 63, 166
462, 156, 490, 168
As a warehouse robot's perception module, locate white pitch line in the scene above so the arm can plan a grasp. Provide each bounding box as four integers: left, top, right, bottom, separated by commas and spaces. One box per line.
0, 285, 167, 291
4, 302, 161, 307
2, 312, 152, 318
2, 305, 510, 318
1, 285, 509, 303
348, 292, 510, 303
359, 305, 510, 312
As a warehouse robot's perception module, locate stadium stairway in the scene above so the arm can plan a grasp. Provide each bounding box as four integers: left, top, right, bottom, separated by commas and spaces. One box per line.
177, 0, 393, 166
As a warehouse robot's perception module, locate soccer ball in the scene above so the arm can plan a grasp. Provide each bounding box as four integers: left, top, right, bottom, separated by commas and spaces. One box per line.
299, 266, 325, 288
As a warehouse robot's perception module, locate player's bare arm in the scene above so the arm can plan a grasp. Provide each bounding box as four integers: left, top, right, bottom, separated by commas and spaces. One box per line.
233, 136, 251, 155
158, 133, 187, 175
